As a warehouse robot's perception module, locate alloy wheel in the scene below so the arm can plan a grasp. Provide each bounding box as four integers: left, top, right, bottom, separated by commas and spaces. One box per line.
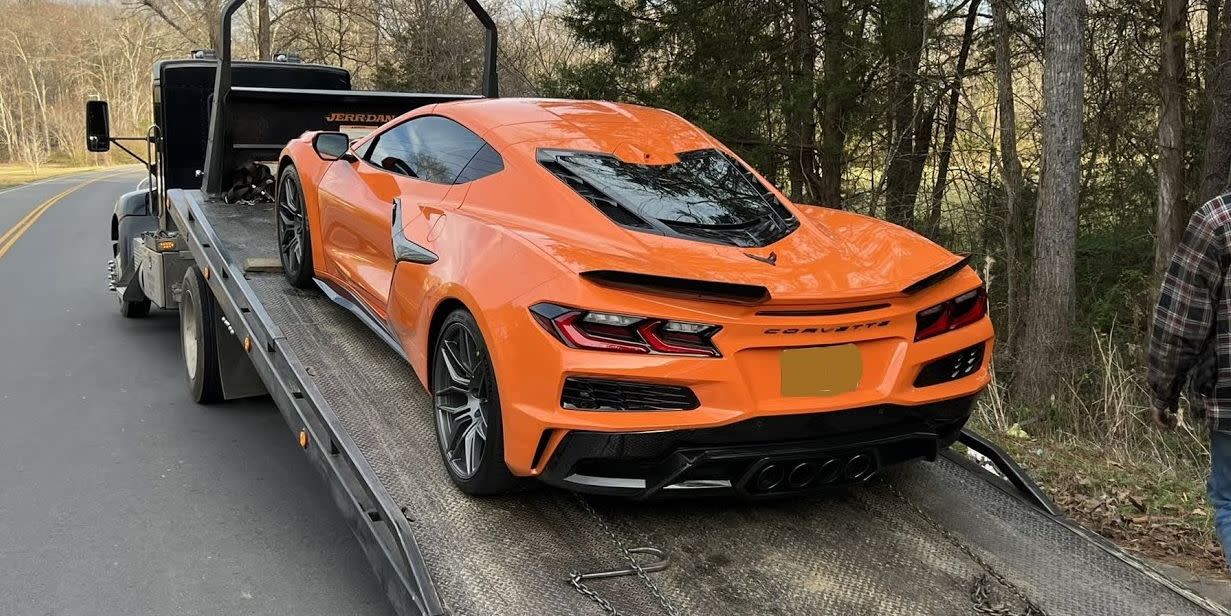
433, 323, 492, 480
277, 176, 305, 275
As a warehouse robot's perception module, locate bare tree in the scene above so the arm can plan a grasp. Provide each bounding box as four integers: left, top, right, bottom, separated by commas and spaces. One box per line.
926, 0, 982, 235
993, 0, 1027, 350
882, 0, 930, 228
131, 0, 221, 49
1013, 0, 1087, 407
1154, 0, 1187, 287
782, 0, 822, 203
1200, 1, 1231, 203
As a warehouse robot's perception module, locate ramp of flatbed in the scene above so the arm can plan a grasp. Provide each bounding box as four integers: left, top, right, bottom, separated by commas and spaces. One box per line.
198, 196, 1224, 616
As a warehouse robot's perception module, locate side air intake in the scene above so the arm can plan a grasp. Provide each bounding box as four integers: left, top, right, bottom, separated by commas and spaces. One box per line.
562, 377, 700, 411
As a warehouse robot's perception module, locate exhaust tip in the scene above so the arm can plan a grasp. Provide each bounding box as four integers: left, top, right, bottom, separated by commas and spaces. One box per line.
754, 463, 785, 491
787, 462, 818, 489
816, 458, 842, 484
844, 454, 874, 481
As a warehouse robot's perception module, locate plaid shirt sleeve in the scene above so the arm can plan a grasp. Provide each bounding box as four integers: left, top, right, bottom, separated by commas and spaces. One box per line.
1148, 202, 1227, 409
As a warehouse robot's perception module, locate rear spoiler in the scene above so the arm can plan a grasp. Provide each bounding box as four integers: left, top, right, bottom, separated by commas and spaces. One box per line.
901, 254, 973, 295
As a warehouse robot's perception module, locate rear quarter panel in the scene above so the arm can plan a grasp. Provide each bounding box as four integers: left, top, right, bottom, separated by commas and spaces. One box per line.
386, 175, 567, 389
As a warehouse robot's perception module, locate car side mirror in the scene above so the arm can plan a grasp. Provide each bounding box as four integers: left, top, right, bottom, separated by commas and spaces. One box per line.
313, 132, 352, 161
85, 100, 111, 153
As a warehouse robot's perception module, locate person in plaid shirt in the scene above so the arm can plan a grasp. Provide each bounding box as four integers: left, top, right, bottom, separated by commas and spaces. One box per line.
1149, 194, 1231, 567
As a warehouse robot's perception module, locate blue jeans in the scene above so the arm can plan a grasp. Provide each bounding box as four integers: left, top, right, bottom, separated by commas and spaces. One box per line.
1210, 431, 1231, 571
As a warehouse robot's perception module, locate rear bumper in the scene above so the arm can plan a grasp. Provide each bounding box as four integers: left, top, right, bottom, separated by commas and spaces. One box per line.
539, 395, 974, 499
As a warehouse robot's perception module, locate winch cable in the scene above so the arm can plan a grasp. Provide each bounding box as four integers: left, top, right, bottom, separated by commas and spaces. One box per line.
568, 494, 683, 616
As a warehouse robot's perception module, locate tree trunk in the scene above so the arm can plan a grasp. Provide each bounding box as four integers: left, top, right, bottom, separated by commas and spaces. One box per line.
904, 97, 938, 214
1012, 0, 1086, 408
1154, 0, 1188, 287
926, 0, 981, 236
817, 0, 846, 208
1209, 0, 1223, 77
258, 0, 271, 60
993, 0, 1026, 357
1200, 2, 1231, 203
784, 0, 821, 203
883, 0, 928, 228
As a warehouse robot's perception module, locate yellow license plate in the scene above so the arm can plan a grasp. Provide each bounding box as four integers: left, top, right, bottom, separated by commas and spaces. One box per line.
780, 344, 863, 397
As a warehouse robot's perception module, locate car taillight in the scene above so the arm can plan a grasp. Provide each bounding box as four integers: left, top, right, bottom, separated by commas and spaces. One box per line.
530, 303, 722, 357
914, 287, 987, 341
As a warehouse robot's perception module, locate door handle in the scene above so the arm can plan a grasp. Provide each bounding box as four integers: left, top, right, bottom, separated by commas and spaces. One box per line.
419, 204, 445, 218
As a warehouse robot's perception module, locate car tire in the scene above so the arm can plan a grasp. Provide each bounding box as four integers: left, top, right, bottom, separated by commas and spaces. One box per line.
180, 266, 225, 404
430, 309, 520, 495
277, 164, 315, 289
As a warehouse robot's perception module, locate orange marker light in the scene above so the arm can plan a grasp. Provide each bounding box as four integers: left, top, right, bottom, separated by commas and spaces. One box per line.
242, 336, 252, 352
157, 240, 176, 251
202, 266, 210, 280
298, 429, 309, 449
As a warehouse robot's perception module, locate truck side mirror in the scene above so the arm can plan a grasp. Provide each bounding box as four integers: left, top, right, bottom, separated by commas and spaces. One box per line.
85, 100, 111, 152
313, 132, 351, 161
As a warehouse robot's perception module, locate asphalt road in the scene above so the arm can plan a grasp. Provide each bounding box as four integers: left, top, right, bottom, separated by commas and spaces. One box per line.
0, 168, 390, 616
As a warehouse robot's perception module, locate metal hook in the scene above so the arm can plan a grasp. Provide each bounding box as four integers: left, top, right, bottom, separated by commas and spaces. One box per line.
572, 547, 671, 582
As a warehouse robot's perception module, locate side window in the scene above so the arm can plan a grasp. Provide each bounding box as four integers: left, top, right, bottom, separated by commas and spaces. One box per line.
454, 144, 504, 183
365, 116, 501, 184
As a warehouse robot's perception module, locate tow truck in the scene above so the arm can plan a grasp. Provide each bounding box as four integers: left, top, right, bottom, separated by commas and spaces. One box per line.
84, 2, 1230, 614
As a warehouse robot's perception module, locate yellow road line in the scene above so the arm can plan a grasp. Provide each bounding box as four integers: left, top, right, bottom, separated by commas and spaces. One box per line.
0, 172, 126, 262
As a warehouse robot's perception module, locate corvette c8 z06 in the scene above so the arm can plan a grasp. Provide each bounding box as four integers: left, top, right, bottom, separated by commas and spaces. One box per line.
275, 98, 993, 498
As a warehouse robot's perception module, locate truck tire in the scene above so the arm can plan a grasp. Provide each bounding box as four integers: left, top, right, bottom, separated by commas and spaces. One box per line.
430, 309, 520, 495
115, 214, 156, 319
180, 266, 224, 404
277, 165, 315, 289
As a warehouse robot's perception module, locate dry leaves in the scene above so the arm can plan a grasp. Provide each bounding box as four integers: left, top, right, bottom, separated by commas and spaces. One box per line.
1046, 474, 1227, 575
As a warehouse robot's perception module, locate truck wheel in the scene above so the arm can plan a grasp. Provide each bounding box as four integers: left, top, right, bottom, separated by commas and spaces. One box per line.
277, 165, 315, 289
180, 266, 224, 404
431, 309, 520, 495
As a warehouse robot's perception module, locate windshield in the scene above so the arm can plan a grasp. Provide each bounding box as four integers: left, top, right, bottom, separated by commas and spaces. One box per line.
540, 148, 799, 248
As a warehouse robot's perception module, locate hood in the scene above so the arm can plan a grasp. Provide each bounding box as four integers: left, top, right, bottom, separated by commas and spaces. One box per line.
510, 205, 965, 305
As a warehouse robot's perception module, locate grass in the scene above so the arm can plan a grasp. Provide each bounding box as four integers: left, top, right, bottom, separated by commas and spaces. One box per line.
973, 346, 1226, 577
985, 427, 1224, 575
0, 163, 102, 189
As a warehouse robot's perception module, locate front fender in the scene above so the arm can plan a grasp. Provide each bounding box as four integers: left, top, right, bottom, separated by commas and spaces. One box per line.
113, 189, 152, 221
279, 139, 336, 275
111, 189, 156, 287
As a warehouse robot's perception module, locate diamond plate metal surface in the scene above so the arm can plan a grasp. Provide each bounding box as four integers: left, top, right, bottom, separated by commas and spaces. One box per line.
230, 243, 1218, 616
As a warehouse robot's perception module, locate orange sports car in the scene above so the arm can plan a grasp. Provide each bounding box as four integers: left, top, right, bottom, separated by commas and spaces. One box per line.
274, 98, 993, 498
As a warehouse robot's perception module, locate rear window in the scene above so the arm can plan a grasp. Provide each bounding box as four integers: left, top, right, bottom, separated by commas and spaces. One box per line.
539, 148, 798, 248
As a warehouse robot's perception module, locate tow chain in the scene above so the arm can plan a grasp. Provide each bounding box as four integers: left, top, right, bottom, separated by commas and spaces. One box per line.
884, 484, 1048, 616
569, 485, 1044, 616
569, 495, 683, 616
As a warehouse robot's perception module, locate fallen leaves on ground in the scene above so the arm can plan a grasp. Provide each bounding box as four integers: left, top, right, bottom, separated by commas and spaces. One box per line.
995, 437, 1228, 578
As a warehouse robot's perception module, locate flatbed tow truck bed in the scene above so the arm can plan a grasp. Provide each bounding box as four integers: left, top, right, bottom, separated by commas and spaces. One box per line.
169, 187, 1228, 616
